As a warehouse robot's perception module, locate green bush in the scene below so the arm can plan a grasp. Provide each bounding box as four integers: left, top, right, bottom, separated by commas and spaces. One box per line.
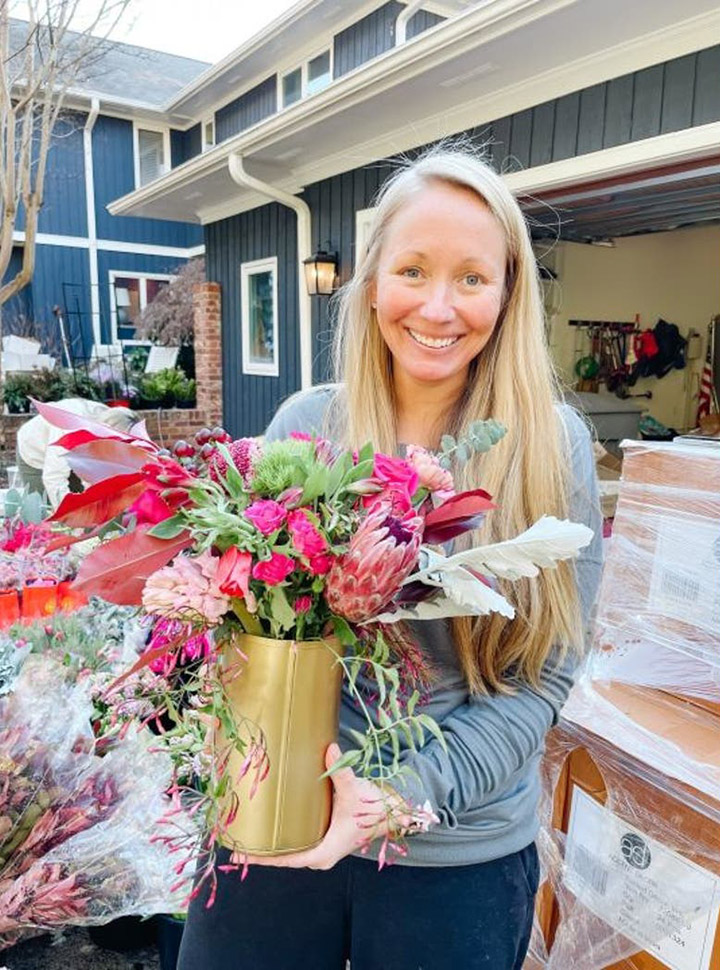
2, 368, 103, 413
138, 368, 195, 408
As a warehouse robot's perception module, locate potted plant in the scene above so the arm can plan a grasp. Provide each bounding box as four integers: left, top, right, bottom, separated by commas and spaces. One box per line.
137, 373, 163, 410
174, 376, 196, 409
3, 373, 35, 413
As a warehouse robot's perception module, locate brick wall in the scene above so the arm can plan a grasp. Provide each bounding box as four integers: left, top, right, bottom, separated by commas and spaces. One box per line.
193, 281, 223, 429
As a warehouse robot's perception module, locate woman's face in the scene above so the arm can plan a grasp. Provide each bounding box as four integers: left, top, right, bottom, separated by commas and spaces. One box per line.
370, 180, 508, 393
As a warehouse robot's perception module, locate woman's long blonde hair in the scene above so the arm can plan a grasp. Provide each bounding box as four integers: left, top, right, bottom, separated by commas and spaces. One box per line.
330, 147, 582, 694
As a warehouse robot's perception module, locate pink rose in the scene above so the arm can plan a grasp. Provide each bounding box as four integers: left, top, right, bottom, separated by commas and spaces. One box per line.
287, 509, 328, 558
252, 552, 295, 586
216, 547, 253, 598
293, 595, 312, 614
406, 445, 456, 499
245, 499, 287, 535
374, 454, 419, 496
307, 553, 334, 576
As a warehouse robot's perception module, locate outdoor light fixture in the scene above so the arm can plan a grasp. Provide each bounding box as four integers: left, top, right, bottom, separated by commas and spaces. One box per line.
303, 247, 338, 295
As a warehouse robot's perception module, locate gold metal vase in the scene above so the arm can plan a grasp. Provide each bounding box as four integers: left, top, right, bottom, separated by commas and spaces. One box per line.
216, 632, 342, 855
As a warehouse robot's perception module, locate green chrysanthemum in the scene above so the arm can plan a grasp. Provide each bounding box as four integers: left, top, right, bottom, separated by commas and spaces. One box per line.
251, 439, 315, 495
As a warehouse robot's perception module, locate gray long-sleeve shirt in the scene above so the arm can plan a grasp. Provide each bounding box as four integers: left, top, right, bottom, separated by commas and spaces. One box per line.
265, 385, 603, 866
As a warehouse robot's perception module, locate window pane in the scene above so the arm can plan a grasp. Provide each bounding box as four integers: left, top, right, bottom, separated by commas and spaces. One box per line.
307, 51, 331, 95
114, 277, 141, 325
282, 68, 302, 107
248, 270, 275, 366
145, 278, 169, 306
138, 129, 165, 186
204, 120, 214, 147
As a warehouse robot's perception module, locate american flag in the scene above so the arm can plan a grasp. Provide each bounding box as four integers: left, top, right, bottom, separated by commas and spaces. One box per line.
696, 320, 718, 425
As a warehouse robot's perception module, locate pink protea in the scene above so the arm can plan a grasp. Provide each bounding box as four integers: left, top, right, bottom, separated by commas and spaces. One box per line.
325, 502, 423, 623
208, 437, 261, 487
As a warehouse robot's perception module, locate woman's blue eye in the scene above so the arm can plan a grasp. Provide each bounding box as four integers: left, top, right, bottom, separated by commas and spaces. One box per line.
402, 267, 421, 279
464, 273, 481, 286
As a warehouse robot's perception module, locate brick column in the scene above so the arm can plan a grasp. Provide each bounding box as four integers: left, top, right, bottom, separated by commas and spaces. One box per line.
192, 281, 223, 429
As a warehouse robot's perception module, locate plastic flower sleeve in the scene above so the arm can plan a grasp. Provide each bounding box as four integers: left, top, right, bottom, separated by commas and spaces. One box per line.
526, 720, 720, 970
0, 658, 194, 950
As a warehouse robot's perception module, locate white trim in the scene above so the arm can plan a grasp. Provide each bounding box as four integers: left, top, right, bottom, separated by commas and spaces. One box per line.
84, 99, 101, 349
108, 269, 174, 347
502, 122, 720, 195
11, 229, 204, 260
133, 121, 171, 189
240, 256, 279, 378
201, 116, 216, 152
354, 207, 376, 268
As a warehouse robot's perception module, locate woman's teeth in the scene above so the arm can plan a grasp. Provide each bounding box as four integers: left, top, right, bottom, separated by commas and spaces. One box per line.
408, 329, 460, 349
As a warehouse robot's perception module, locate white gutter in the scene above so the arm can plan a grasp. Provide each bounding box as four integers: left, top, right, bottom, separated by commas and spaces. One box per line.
396, 1, 424, 45
227, 153, 313, 391
83, 97, 101, 349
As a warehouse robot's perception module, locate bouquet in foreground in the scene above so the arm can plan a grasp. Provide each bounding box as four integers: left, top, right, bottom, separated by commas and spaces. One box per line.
38, 400, 593, 899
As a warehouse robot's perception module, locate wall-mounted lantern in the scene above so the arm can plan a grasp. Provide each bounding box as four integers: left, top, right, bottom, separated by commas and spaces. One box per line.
303, 247, 338, 295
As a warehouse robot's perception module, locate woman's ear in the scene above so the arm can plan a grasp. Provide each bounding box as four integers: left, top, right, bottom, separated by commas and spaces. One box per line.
368, 281, 377, 309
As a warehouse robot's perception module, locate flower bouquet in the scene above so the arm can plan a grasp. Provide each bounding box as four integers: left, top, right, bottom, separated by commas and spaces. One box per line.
36, 399, 593, 899
0, 659, 189, 950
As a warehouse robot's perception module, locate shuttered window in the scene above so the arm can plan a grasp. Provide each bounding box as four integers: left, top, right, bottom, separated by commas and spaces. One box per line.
135, 127, 168, 187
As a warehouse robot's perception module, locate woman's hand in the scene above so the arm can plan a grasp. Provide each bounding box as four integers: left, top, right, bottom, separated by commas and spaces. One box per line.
245, 743, 405, 871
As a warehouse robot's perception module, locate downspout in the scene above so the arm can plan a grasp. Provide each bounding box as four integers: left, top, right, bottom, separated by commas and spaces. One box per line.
83, 97, 101, 351
228, 153, 313, 390
396, 0, 423, 45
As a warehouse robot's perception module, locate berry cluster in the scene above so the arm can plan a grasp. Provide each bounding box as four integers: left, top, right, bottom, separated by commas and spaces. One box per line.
167, 427, 233, 467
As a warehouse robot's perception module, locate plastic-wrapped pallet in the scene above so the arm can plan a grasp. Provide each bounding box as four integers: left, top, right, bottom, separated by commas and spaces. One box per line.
588, 438, 720, 717
525, 720, 720, 970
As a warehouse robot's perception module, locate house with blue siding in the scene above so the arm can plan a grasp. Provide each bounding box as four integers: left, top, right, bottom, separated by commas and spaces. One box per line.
106, 0, 720, 436
3, 22, 209, 364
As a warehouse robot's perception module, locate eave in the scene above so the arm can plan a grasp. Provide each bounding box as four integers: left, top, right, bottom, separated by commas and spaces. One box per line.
107, 0, 720, 226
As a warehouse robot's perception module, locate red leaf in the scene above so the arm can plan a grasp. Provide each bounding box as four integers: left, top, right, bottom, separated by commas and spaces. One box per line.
49, 474, 146, 527
108, 634, 185, 692
43, 523, 109, 552
65, 439, 155, 483
31, 399, 142, 443
72, 527, 193, 605
422, 489, 496, 544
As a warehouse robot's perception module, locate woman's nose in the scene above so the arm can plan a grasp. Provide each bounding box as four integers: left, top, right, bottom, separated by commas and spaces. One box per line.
420, 282, 454, 323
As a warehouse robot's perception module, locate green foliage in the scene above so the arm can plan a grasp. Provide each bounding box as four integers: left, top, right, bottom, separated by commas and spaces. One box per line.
251, 439, 315, 495
3, 488, 44, 523
138, 367, 195, 408
2, 368, 103, 413
438, 419, 507, 469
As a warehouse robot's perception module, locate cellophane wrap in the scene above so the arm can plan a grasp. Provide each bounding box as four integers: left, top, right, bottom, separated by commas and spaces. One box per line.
526, 721, 720, 970
0, 657, 192, 950
590, 439, 720, 704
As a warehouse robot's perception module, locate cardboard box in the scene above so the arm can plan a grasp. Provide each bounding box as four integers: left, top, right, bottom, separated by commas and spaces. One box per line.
530, 716, 720, 970
591, 439, 720, 716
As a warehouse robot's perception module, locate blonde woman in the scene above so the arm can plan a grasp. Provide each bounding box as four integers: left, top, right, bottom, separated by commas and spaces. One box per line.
178, 149, 602, 970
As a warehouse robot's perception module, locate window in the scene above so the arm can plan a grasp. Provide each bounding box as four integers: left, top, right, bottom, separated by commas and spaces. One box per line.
202, 117, 215, 152
241, 258, 278, 376
355, 207, 377, 268
279, 48, 332, 109
133, 124, 170, 187
110, 271, 172, 344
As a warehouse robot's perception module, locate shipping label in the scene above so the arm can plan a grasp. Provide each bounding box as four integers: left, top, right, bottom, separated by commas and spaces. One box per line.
565, 787, 720, 970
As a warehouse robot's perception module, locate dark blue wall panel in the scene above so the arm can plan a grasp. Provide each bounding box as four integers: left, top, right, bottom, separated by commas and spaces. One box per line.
206, 204, 300, 437
39, 113, 88, 237
32, 245, 91, 361
171, 123, 202, 167
93, 115, 202, 246
215, 77, 277, 142
333, 3, 443, 78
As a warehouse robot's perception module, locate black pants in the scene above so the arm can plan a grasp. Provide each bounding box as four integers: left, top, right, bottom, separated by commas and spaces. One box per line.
177, 843, 539, 970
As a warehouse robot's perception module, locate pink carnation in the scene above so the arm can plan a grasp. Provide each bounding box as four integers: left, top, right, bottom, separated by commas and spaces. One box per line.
406, 445, 456, 500
142, 551, 230, 625
245, 499, 287, 535
293, 595, 312, 614
252, 552, 295, 586
307, 553, 334, 576
287, 509, 328, 558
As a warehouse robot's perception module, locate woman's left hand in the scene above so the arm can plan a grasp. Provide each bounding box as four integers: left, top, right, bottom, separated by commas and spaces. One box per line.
245, 743, 398, 871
